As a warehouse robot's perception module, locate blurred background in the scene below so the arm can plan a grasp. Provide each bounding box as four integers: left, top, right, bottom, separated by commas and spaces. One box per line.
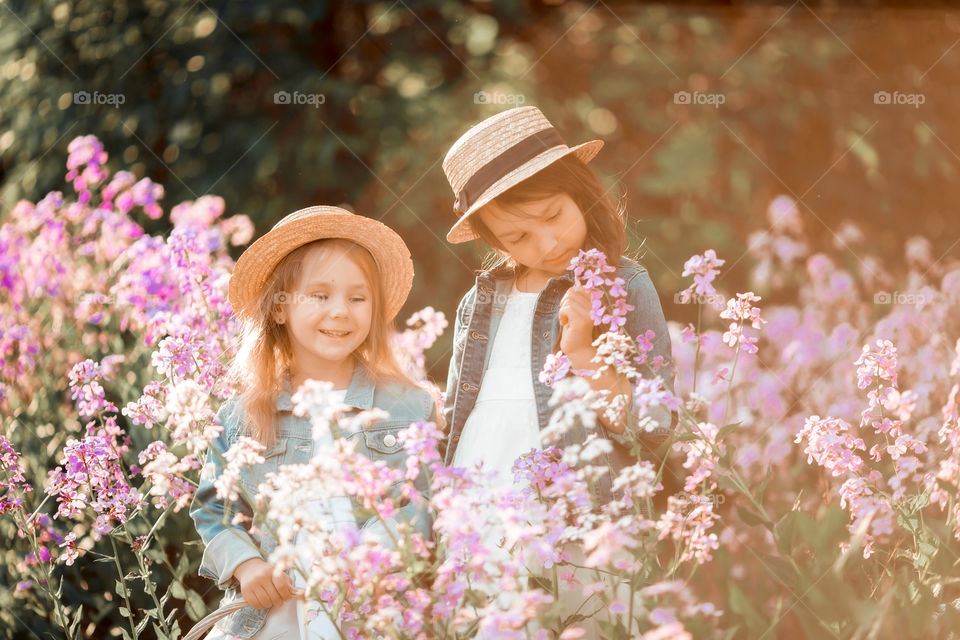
1, 0, 958, 380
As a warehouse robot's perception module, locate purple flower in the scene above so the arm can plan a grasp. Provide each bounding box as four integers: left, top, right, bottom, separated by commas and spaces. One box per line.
45, 430, 143, 537
568, 249, 634, 331
0, 436, 32, 515
68, 359, 119, 418
538, 352, 572, 387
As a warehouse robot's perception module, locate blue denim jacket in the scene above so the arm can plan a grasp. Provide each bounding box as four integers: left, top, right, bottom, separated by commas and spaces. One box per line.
442, 257, 675, 504
189, 363, 435, 638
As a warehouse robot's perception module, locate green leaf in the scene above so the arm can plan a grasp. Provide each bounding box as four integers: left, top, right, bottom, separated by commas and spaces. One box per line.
906, 580, 939, 632
715, 421, 742, 443
185, 589, 207, 621
174, 549, 191, 579
930, 541, 960, 575
774, 510, 800, 556
728, 583, 767, 633
715, 472, 739, 493
68, 604, 83, 638
735, 503, 769, 528
115, 579, 129, 598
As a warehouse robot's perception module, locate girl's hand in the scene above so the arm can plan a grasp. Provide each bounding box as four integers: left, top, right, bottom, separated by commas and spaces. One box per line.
233, 557, 299, 610
558, 286, 595, 359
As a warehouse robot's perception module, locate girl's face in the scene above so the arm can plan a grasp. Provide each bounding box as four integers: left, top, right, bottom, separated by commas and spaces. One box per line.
279, 243, 373, 382
478, 193, 587, 277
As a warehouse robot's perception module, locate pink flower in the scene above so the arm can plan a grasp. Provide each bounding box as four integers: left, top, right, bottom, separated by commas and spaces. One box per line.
538, 352, 572, 387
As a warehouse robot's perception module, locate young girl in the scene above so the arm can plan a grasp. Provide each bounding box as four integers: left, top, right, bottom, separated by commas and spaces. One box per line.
190, 206, 436, 639
441, 105, 675, 504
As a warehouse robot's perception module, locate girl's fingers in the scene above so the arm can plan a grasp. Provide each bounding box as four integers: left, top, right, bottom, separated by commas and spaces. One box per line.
267, 584, 284, 608
248, 585, 265, 610
273, 569, 294, 600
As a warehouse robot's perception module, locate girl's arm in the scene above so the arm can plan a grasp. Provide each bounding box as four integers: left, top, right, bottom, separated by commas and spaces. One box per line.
610, 267, 675, 446
560, 269, 675, 444
188, 401, 264, 587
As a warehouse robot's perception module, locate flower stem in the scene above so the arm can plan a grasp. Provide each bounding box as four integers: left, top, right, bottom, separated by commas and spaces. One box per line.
109, 535, 139, 640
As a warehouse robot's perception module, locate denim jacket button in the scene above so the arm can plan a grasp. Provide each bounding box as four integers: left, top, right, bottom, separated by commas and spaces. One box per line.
470, 331, 480, 339
542, 331, 549, 339
461, 382, 470, 391
383, 434, 397, 447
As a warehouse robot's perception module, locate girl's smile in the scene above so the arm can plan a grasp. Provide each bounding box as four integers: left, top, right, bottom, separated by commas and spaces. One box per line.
277, 244, 374, 387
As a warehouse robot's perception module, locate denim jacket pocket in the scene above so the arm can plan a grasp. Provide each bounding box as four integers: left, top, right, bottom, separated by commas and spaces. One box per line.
361, 422, 408, 456
235, 442, 288, 520
351, 419, 423, 503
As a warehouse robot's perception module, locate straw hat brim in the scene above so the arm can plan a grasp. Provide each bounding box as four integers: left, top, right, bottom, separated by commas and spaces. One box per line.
228, 207, 413, 322
446, 138, 604, 244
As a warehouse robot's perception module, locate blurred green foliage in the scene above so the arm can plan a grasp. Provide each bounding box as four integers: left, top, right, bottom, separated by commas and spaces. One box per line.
4, 1, 959, 342
3, 3, 960, 636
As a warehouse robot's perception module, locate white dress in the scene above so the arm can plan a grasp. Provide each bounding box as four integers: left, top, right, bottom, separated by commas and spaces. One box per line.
207, 391, 353, 640
453, 285, 542, 485
450, 286, 544, 636
294, 389, 355, 640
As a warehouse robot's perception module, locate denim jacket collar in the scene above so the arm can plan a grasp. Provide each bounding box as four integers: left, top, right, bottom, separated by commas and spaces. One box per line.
274, 359, 376, 412
476, 263, 575, 289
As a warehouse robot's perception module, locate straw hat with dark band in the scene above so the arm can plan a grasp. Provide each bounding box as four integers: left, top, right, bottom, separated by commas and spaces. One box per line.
228, 205, 413, 322
443, 106, 604, 244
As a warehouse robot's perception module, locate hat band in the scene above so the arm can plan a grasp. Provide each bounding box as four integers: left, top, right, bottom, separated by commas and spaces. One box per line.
453, 127, 566, 214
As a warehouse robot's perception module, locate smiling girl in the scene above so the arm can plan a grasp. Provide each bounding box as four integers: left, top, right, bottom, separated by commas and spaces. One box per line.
189, 206, 435, 639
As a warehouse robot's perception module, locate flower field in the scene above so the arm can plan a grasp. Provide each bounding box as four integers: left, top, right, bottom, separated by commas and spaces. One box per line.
1, 137, 959, 639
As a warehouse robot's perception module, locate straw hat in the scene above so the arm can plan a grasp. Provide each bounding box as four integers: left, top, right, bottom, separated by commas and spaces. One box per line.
443, 106, 604, 244
228, 205, 413, 322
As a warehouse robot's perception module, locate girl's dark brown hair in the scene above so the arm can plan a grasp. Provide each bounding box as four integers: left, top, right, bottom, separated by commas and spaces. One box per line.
469, 154, 627, 272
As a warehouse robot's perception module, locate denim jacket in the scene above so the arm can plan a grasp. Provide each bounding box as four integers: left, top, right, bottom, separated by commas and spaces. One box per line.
442, 257, 675, 504
189, 363, 435, 638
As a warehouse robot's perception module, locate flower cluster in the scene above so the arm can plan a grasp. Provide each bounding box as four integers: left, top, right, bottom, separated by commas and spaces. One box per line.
68, 359, 118, 419
137, 441, 199, 512
719, 292, 765, 355
394, 306, 448, 385
102, 170, 165, 219
213, 437, 265, 503
45, 426, 143, 540
0, 435, 31, 516
677, 249, 726, 309
569, 248, 634, 330
797, 340, 933, 557
65, 136, 108, 202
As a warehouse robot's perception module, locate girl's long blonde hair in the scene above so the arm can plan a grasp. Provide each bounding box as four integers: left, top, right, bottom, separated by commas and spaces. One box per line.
228, 239, 416, 447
